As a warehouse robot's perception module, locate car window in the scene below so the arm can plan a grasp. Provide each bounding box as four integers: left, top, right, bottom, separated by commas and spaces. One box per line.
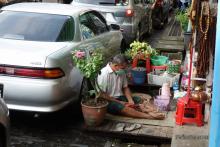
0, 11, 73, 42
88, 12, 108, 34
79, 13, 96, 40
73, 0, 129, 6
57, 17, 74, 42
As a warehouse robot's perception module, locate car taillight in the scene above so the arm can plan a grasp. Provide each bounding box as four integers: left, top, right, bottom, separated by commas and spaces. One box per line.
0, 66, 64, 79
126, 9, 134, 17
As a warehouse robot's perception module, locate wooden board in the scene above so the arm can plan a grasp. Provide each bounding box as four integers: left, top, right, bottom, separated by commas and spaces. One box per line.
161, 36, 184, 41
157, 40, 184, 45
84, 120, 173, 140
153, 44, 184, 52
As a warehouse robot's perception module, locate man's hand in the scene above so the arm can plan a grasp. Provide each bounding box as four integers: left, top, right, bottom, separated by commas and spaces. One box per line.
128, 99, 135, 105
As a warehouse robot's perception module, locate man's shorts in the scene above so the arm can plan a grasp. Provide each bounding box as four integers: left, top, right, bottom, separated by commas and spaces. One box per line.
107, 95, 141, 115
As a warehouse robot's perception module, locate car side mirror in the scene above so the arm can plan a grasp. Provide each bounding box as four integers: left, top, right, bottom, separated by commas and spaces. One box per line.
110, 24, 120, 30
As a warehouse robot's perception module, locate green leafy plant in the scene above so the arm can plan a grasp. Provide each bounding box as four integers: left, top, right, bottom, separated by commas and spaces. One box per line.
125, 41, 157, 59
72, 49, 104, 102
175, 9, 189, 32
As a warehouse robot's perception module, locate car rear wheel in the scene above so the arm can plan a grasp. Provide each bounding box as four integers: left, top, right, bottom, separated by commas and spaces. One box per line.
164, 14, 169, 24
120, 40, 127, 53
136, 27, 141, 41
148, 17, 153, 35
79, 78, 89, 102
0, 125, 6, 147
68, 78, 89, 116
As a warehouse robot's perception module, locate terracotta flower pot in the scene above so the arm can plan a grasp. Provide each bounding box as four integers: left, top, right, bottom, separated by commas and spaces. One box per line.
81, 100, 108, 127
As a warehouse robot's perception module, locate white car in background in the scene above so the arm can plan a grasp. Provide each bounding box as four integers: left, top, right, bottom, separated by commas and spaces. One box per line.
72, 0, 153, 50
0, 3, 122, 112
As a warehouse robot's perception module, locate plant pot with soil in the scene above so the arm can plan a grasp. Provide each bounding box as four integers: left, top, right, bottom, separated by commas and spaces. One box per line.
72, 49, 108, 127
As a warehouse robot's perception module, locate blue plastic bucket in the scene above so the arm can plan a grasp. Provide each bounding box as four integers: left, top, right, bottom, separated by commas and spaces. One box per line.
131, 68, 146, 85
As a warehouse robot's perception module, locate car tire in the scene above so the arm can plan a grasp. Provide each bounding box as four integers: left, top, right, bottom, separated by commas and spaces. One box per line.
164, 14, 169, 24
79, 78, 89, 102
136, 27, 141, 41
68, 78, 89, 116
120, 40, 127, 53
148, 17, 153, 35
0, 125, 5, 147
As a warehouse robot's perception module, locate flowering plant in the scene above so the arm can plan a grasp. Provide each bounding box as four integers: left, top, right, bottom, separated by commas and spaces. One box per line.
72, 49, 104, 102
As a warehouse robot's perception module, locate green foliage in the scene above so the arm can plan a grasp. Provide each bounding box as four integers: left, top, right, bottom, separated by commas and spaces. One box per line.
72, 49, 104, 81
175, 9, 189, 32
125, 41, 157, 59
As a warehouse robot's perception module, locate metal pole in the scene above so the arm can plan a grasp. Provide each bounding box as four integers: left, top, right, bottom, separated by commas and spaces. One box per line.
209, 2, 220, 147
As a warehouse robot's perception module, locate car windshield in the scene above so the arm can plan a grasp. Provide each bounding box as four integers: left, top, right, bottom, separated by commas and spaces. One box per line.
73, 0, 129, 6
0, 11, 74, 42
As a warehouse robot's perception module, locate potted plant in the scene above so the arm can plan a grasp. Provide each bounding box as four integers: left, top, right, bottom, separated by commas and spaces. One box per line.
125, 41, 158, 84
72, 49, 108, 127
125, 41, 158, 60
175, 8, 192, 50
175, 9, 189, 33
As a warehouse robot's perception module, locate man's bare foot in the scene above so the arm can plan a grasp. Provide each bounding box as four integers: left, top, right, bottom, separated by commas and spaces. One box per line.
144, 102, 158, 111
148, 112, 166, 120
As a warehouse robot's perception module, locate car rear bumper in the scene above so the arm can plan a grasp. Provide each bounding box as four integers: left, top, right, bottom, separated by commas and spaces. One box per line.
0, 76, 78, 112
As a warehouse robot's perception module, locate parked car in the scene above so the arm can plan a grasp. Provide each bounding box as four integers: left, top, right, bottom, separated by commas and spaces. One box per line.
0, 98, 10, 147
0, 3, 122, 112
71, 0, 153, 49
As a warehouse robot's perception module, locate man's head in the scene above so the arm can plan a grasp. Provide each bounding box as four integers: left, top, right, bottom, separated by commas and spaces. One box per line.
110, 54, 128, 74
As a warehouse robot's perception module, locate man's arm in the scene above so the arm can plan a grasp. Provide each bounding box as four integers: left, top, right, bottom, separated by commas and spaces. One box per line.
123, 87, 134, 105
99, 92, 126, 105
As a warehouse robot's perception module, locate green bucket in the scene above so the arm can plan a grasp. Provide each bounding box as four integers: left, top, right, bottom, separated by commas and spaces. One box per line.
151, 56, 168, 66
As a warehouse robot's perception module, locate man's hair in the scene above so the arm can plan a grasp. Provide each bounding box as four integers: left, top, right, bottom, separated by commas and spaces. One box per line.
112, 54, 128, 65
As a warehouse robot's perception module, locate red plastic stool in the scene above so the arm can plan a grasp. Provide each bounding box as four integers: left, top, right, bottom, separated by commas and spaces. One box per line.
175, 96, 204, 126
132, 56, 151, 74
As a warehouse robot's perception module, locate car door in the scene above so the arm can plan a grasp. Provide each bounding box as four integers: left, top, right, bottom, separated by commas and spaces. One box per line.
77, 11, 121, 62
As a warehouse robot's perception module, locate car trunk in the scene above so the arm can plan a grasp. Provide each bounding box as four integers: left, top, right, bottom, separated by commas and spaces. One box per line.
0, 38, 68, 68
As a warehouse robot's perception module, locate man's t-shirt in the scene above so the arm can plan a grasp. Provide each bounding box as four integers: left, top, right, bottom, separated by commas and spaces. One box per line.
97, 63, 128, 97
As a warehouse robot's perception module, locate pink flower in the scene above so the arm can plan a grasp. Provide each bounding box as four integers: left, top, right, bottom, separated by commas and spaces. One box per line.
75, 51, 85, 59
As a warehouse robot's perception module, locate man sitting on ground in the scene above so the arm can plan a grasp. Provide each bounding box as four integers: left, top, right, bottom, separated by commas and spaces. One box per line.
97, 54, 165, 120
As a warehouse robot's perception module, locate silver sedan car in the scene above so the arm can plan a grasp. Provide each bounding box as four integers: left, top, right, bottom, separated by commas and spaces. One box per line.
0, 3, 122, 112
71, 0, 152, 49
0, 98, 10, 147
